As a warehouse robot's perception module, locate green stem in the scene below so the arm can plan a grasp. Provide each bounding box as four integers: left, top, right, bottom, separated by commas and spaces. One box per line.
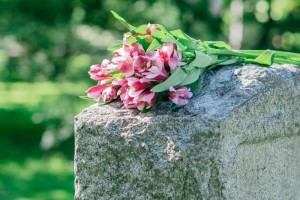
207, 48, 300, 66
240, 50, 300, 59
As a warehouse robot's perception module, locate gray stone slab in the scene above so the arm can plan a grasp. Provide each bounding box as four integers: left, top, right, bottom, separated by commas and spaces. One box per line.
74, 64, 300, 200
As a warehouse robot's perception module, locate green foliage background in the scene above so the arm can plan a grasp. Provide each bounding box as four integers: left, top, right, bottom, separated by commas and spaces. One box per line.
0, 0, 299, 199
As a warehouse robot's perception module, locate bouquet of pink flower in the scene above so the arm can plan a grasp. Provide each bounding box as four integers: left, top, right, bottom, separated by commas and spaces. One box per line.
85, 11, 300, 112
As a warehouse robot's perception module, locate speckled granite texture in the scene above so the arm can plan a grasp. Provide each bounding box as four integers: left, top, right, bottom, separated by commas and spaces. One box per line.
75, 64, 300, 200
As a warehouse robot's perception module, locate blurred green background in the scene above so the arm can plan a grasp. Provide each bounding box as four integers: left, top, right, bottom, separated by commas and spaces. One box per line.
0, 0, 299, 199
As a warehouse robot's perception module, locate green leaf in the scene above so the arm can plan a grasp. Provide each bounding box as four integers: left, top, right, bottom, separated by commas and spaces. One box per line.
79, 96, 93, 100
189, 51, 217, 68
151, 67, 187, 92
180, 67, 203, 85
183, 32, 199, 42
80, 95, 113, 105
146, 38, 161, 52
126, 36, 144, 44
170, 29, 198, 51
111, 10, 135, 30
130, 24, 148, 35
181, 40, 198, 51
207, 41, 231, 50
152, 26, 187, 50
107, 43, 123, 51
151, 29, 166, 39
182, 51, 195, 58
170, 29, 188, 40
186, 78, 201, 93
170, 28, 198, 42
126, 36, 149, 50
254, 50, 275, 66
140, 105, 151, 114
156, 92, 166, 102
207, 57, 244, 71
156, 24, 169, 34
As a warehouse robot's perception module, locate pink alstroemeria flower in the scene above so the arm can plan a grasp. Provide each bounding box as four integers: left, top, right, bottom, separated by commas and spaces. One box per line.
89, 59, 118, 81
146, 24, 160, 35
168, 50, 185, 71
86, 84, 110, 101
168, 86, 193, 106
158, 43, 185, 72
119, 85, 137, 109
133, 56, 150, 76
102, 86, 118, 102
130, 43, 145, 58
113, 44, 134, 77
142, 57, 168, 82
136, 91, 158, 110
144, 51, 157, 61
113, 54, 134, 77
118, 60, 134, 77
86, 29, 191, 110
127, 77, 151, 98
113, 43, 146, 77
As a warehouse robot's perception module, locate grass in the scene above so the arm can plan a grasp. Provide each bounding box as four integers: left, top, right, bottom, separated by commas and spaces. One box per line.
0, 81, 91, 109
0, 133, 75, 200
0, 81, 93, 200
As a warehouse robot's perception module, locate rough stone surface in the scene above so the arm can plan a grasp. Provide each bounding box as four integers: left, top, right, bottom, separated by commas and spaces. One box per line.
74, 64, 300, 200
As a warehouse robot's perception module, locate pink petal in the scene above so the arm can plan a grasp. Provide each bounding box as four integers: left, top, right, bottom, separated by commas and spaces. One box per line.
146, 24, 160, 35
140, 77, 152, 83
162, 43, 174, 58
167, 86, 193, 106
141, 92, 156, 104
133, 56, 149, 75
145, 51, 158, 61
154, 57, 164, 68
168, 58, 178, 72
102, 86, 118, 102
130, 43, 145, 58
86, 84, 110, 101
119, 61, 134, 77
137, 102, 146, 110
169, 86, 176, 92
128, 89, 144, 98
177, 98, 189, 105
126, 77, 140, 87
112, 78, 127, 86
144, 73, 159, 79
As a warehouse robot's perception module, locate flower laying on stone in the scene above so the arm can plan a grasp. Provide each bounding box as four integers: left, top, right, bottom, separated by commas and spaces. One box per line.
85, 11, 300, 113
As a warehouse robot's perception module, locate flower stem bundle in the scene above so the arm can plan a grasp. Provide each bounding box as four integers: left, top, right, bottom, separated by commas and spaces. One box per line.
85, 11, 300, 112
